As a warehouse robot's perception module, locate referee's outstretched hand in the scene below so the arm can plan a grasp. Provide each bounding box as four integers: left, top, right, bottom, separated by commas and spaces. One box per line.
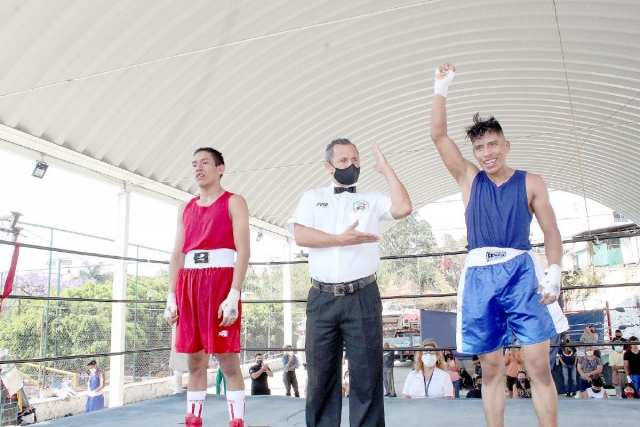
339, 220, 379, 246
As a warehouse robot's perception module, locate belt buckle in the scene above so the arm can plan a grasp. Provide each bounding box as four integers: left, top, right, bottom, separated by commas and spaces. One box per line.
333, 285, 346, 297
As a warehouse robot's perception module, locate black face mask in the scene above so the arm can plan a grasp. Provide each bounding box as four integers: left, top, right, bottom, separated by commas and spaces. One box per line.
333, 164, 360, 186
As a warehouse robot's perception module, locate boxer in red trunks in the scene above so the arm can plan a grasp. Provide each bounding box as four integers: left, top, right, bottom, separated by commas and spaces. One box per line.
164, 147, 250, 427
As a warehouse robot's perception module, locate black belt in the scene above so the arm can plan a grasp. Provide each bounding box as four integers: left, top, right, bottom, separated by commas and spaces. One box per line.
311, 274, 376, 297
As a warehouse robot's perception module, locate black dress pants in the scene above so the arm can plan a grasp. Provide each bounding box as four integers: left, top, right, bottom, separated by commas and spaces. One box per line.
305, 281, 384, 427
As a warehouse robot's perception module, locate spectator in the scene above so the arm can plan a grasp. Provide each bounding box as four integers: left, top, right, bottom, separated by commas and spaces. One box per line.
580, 325, 598, 344
559, 346, 577, 397
443, 349, 461, 398
614, 329, 626, 342
610, 340, 626, 397
401, 341, 454, 399
281, 345, 300, 397
582, 377, 607, 399
621, 382, 639, 399
215, 367, 226, 395
580, 324, 600, 358
249, 354, 272, 395
382, 342, 397, 397
512, 370, 532, 399
85, 360, 105, 412
504, 344, 524, 398
623, 336, 640, 392
466, 376, 482, 399
342, 370, 350, 397
577, 346, 603, 394
472, 354, 482, 378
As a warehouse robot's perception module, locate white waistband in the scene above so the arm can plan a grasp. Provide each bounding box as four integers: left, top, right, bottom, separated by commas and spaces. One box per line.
464, 247, 528, 269
184, 249, 235, 268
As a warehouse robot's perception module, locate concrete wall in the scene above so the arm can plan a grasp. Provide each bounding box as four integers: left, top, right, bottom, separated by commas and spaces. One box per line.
33, 358, 284, 423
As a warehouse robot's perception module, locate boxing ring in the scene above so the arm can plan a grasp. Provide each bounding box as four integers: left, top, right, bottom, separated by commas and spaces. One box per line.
35, 394, 640, 427
1, 229, 640, 426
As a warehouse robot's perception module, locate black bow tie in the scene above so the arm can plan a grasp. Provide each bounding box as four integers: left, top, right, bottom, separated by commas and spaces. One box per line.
334, 186, 356, 194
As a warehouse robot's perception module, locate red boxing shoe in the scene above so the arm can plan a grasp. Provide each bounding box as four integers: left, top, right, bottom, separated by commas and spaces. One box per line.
229, 419, 244, 427
182, 414, 203, 426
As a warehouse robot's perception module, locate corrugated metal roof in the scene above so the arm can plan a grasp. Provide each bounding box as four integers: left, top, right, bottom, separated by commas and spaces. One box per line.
0, 0, 638, 230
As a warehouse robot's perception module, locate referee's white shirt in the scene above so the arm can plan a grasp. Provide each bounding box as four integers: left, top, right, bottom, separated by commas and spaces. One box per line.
288, 183, 393, 283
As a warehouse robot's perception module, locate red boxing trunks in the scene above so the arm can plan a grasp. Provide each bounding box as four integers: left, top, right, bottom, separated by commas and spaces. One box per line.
175, 249, 241, 354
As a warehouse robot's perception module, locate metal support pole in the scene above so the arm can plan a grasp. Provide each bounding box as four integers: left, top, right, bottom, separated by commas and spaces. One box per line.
42, 228, 53, 388
133, 245, 139, 382
282, 239, 292, 346
109, 182, 130, 408
605, 301, 613, 341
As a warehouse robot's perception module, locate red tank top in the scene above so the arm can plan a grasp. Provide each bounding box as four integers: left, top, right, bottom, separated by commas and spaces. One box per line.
181, 192, 236, 253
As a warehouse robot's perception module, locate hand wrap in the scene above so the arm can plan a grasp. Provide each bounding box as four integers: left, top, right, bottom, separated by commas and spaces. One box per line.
220, 288, 241, 320
539, 264, 561, 299
164, 293, 177, 323
434, 67, 455, 97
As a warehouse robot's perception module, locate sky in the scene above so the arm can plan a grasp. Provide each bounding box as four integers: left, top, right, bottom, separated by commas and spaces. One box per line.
0, 147, 627, 278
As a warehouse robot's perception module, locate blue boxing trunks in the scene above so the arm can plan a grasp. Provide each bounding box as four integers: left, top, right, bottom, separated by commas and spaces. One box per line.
456, 247, 568, 354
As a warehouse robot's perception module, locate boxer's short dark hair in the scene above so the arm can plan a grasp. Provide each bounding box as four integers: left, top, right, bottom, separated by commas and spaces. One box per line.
466, 113, 504, 142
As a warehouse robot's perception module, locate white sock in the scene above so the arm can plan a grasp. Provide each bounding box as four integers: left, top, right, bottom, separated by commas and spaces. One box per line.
186, 390, 206, 418
226, 390, 245, 420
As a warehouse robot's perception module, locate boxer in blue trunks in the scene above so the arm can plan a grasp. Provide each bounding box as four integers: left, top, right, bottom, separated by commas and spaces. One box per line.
430, 63, 568, 427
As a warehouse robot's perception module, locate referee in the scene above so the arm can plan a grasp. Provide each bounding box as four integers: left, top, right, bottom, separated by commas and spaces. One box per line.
289, 138, 411, 427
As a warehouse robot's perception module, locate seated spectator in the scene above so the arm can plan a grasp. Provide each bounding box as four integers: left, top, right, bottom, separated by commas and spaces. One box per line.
582, 377, 607, 399
466, 376, 482, 398
512, 370, 532, 399
577, 346, 603, 394
621, 382, 639, 399
614, 329, 627, 343
580, 325, 601, 358
402, 340, 454, 399
580, 325, 598, 344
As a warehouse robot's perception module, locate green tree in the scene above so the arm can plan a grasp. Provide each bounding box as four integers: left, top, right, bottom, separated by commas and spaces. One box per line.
377, 212, 457, 311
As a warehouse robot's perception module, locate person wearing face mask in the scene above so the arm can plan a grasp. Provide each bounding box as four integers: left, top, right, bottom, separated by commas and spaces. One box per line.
401, 341, 454, 399
288, 138, 411, 427
582, 377, 607, 399
85, 360, 105, 412
621, 382, 639, 399
610, 339, 626, 397
577, 346, 603, 394
281, 345, 300, 397
512, 370, 532, 399
623, 336, 640, 392
249, 354, 273, 395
